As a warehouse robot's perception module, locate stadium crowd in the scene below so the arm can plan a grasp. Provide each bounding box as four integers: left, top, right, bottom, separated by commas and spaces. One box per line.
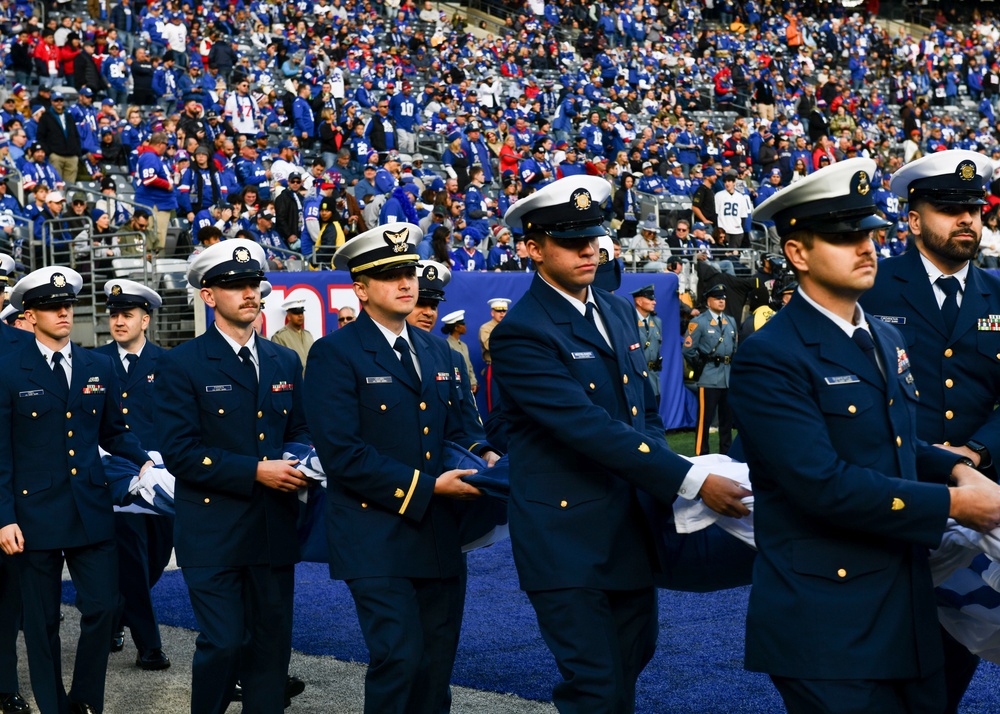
0, 0, 999, 286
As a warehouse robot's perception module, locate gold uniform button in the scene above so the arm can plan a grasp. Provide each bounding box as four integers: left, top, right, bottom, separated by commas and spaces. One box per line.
22, 489, 27, 495
448, 400, 452, 406
283, 409, 287, 415
589, 382, 595, 390
945, 379, 954, 388
71, 468, 77, 475
259, 433, 265, 441
944, 441, 951, 447
204, 498, 210, 504
257, 411, 263, 418
122, 407, 129, 414
65, 411, 71, 419
122, 392, 128, 398
68, 450, 74, 457
622, 374, 628, 384
945, 410, 954, 420
896, 436, 902, 447
425, 451, 431, 460
419, 402, 427, 411
380, 404, 387, 411
30, 412, 37, 418
262, 456, 268, 461
643, 371, 648, 377
891, 498, 905, 511
216, 408, 222, 414
67, 431, 73, 438
944, 348, 953, 358
631, 406, 638, 416
560, 500, 568, 508
361, 502, 368, 509
888, 399, 894, 406
848, 405, 857, 414
914, 390, 919, 397
837, 568, 847, 578
423, 427, 429, 435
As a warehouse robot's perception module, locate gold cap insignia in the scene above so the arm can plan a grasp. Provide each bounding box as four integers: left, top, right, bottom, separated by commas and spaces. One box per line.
394, 488, 404, 498
856, 171, 870, 196
424, 265, 437, 281
958, 160, 976, 181
111, 284, 122, 296
383, 227, 410, 253
598, 247, 609, 265
638, 442, 650, 453
571, 188, 592, 211
234, 246, 251, 263
891, 497, 905, 511
52, 273, 67, 288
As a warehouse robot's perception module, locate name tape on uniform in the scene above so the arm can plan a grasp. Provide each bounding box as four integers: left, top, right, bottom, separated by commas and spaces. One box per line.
366, 376, 392, 384
873, 315, 906, 325
824, 375, 861, 385
571, 351, 596, 360
206, 384, 233, 392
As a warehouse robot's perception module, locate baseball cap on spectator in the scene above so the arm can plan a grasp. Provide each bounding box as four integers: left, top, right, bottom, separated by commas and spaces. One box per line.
100, 177, 117, 190
277, 140, 294, 150
703, 167, 717, 177
591, 154, 607, 164
28, 142, 43, 154
259, 211, 275, 221
432, 205, 447, 217
641, 162, 653, 170
176, 150, 190, 161
363, 164, 377, 172
194, 146, 211, 156
79, 87, 94, 98
47, 191, 66, 203
51, 92, 64, 102
770, 168, 782, 177
692, 222, 708, 231
256, 131, 267, 140
102, 98, 116, 107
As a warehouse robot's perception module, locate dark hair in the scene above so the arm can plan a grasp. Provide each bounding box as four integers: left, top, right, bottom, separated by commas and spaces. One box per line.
431, 226, 451, 263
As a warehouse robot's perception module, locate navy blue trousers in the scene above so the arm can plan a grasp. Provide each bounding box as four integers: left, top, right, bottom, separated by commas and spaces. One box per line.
114, 512, 173, 653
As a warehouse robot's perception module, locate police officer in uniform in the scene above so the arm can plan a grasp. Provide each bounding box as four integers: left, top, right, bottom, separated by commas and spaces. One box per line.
0, 255, 36, 714
93, 279, 172, 672
270, 298, 314, 372
630, 285, 663, 401
491, 176, 751, 714
304, 223, 498, 714
683, 284, 737, 455
155, 239, 310, 714
859, 149, 1000, 713
732, 156, 1000, 714
0, 266, 152, 714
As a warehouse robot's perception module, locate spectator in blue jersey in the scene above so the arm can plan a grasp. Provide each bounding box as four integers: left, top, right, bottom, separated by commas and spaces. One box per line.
450, 234, 486, 272
556, 145, 586, 178
461, 123, 493, 185
101, 43, 130, 108
378, 185, 419, 226
463, 166, 490, 239
636, 161, 666, 194
390, 80, 420, 154
178, 146, 226, 223
249, 209, 289, 269
235, 142, 271, 201
519, 139, 554, 188
134, 132, 177, 254
487, 224, 515, 270
873, 171, 901, 227
292, 83, 316, 150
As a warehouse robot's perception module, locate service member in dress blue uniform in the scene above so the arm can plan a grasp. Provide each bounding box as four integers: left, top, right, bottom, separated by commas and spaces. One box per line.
0, 266, 152, 714
732, 158, 1000, 714
0, 255, 36, 714
93, 280, 173, 673
155, 239, 310, 714
859, 149, 1000, 713
491, 176, 751, 714
304, 224, 499, 714
630, 285, 663, 402
683, 284, 737, 455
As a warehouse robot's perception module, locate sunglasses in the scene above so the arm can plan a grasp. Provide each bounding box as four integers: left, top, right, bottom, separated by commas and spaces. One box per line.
338, 315, 354, 323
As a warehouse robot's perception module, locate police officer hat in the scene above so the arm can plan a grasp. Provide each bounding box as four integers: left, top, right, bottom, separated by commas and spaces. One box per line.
704, 284, 727, 300
504, 176, 611, 240
630, 284, 656, 300
889, 149, 993, 206
333, 222, 422, 276
187, 238, 267, 289
11, 266, 83, 310
753, 158, 891, 240
104, 278, 162, 312
417, 260, 451, 303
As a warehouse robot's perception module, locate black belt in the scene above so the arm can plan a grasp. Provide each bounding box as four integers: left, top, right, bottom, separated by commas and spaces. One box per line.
711, 356, 732, 365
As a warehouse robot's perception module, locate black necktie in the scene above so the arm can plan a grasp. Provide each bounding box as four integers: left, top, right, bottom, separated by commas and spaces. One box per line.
238, 346, 258, 390
852, 328, 881, 377
394, 336, 420, 386
52, 351, 69, 396
937, 276, 961, 332
124, 353, 138, 373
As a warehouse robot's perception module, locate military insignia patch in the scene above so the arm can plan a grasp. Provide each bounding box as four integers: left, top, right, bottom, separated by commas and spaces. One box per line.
435, 372, 450, 381
424, 265, 437, 281
598, 247, 609, 265
383, 227, 410, 253
52, 273, 66, 288
271, 381, 294, 392
453, 366, 462, 382
977, 314, 1000, 331
147, 373, 155, 383
571, 188, 592, 211
896, 347, 910, 374
82, 384, 106, 394
234, 246, 251, 263
629, 343, 640, 351
111, 284, 122, 296
958, 160, 976, 181
88, 376, 100, 383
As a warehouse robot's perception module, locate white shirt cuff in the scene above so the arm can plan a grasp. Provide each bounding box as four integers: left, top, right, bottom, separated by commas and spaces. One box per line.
677, 463, 711, 500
